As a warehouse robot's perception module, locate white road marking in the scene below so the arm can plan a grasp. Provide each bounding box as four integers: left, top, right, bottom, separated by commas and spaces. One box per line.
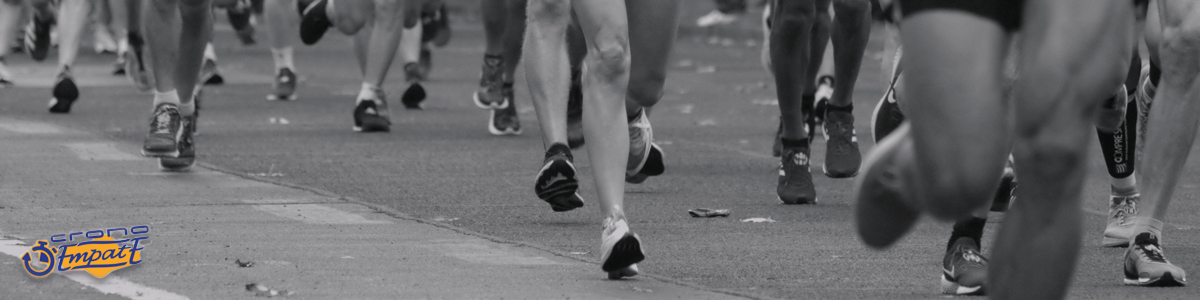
245, 200, 392, 224
0, 118, 64, 134
0, 239, 189, 300
64, 143, 143, 161
417, 240, 564, 265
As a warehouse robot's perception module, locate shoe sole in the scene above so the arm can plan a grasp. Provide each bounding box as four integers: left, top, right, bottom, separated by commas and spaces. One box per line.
158, 157, 195, 171
626, 144, 664, 184
600, 233, 645, 273
1124, 272, 1187, 287
141, 149, 180, 158
534, 159, 584, 212
487, 109, 522, 136
940, 275, 985, 295
472, 91, 509, 109
402, 83, 427, 110
853, 123, 921, 249
607, 264, 639, 280
777, 195, 817, 205
48, 77, 79, 114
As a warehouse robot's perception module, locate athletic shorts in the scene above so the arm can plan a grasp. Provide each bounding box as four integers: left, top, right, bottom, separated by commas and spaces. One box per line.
898, 0, 1025, 32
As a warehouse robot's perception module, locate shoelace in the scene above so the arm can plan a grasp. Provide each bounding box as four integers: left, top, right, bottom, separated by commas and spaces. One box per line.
826, 115, 856, 154
152, 110, 174, 134
1112, 197, 1137, 224
1137, 242, 1169, 263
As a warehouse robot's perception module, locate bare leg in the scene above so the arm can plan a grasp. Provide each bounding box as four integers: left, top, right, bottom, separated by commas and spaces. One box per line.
0, 0, 24, 83
524, 0, 572, 147
56, 0, 92, 73
828, 0, 868, 107
264, 0, 298, 68
623, 0, 679, 115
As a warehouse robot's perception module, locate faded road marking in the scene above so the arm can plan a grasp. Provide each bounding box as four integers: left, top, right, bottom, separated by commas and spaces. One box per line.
0, 118, 63, 134
418, 240, 564, 265
65, 143, 143, 161
0, 239, 189, 300
247, 201, 392, 224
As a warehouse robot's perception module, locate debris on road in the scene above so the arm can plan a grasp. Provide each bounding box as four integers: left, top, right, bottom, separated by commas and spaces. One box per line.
740, 217, 776, 223
245, 283, 295, 297
688, 208, 731, 218
235, 259, 254, 268
431, 216, 459, 222
697, 65, 717, 74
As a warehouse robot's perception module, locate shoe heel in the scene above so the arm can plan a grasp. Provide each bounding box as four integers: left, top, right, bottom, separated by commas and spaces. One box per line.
601, 234, 645, 272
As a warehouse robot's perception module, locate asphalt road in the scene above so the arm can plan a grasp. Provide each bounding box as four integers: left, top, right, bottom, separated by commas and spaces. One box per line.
2, 12, 1200, 300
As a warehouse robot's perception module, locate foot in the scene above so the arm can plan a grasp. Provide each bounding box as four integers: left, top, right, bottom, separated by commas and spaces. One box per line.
626, 109, 664, 183
488, 86, 521, 135
472, 55, 507, 109
159, 115, 196, 171
941, 238, 988, 295
267, 68, 298, 101
1124, 232, 1187, 286
93, 27, 118, 54
353, 96, 391, 132
24, 12, 52, 61
299, 0, 332, 45
777, 144, 817, 204
854, 123, 921, 249
567, 71, 585, 148
401, 63, 427, 110
142, 103, 183, 157
1103, 193, 1139, 247
201, 58, 224, 86
813, 75, 833, 132
871, 84, 904, 143
822, 104, 861, 178
228, 4, 257, 45
534, 145, 585, 212
48, 68, 79, 114
600, 217, 644, 279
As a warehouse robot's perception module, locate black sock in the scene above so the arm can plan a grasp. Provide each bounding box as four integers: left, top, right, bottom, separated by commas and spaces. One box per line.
781, 137, 808, 149
1125, 49, 1141, 94
948, 217, 987, 251
1096, 99, 1138, 178
1149, 60, 1162, 87
826, 103, 853, 112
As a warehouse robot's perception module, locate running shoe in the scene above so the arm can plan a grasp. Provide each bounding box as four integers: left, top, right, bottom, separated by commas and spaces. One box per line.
0, 58, 13, 88
227, 3, 257, 45
488, 88, 521, 136
567, 70, 585, 148
600, 217, 644, 279
142, 103, 183, 157
1103, 193, 1139, 247
626, 109, 664, 183
1097, 86, 1129, 133
93, 26, 118, 54
201, 58, 224, 85
1135, 63, 1154, 167
854, 122, 921, 249
1124, 232, 1187, 286
417, 48, 432, 80
268, 68, 298, 101
941, 237, 988, 295
422, 3, 452, 47
990, 157, 1016, 212
777, 145, 816, 204
159, 115, 195, 171
534, 144, 585, 212
48, 67, 79, 114
813, 75, 834, 131
473, 55, 507, 109
353, 96, 392, 132
123, 33, 152, 91
24, 11, 52, 61
299, 0, 332, 45
696, 10, 739, 27
822, 104, 861, 178
871, 82, 904, 143
401, 63, 427, 109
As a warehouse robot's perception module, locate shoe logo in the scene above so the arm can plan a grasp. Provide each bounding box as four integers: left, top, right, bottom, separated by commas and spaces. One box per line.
962, 251, 983, 263
21, 225, 151, 278
792, 152, 809, 166
541, 174, 569, 190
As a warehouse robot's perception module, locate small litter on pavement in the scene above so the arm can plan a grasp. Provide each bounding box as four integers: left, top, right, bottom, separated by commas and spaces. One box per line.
245, 283, 295, 297
431, 216, 459, 222
235, 259, 254, 268
688, 208, 731, 218
569, 251, 589, 255
741, 217, 776, 223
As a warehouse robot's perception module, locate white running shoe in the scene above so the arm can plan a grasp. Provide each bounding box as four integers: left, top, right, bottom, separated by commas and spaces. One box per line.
600, 217, 644, 279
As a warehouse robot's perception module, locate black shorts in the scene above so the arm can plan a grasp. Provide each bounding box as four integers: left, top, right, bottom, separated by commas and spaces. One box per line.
899, 0, 1025, 31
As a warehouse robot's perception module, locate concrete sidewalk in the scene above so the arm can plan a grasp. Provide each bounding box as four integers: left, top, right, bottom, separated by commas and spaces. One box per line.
0, 116, 742, 299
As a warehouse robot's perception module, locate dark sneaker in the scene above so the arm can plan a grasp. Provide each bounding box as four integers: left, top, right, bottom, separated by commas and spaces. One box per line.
159, 115, 196, 171
299, 0, 332, 45
777, 145, 816, 204
123, 33, 152, 91
600, 217, 644, 279
941, 238, 988, 295
201, 58, 224, 85
142, 103, 183, 157
488, 88, 521, 135
854, 123, 921, 249
401, 63, 427, 109
24, 12, 52, 61
1103, 193, 1139, 247
823, 104, 861, 178
227, 4, 257, 45
567, 70, 585, 148
421, 3, 452, 47
353, 97, 391, 132
472, 55, 506, 109
1124, 232, 1187, 286
48, 68, 79, 114
871, 84, 905, 143
267, 68, 298, 101
990, 156, 1016, 212
813, 75, 833, 131
534, 144, 585, 212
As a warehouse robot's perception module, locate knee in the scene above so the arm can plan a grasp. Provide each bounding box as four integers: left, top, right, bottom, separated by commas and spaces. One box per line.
372, 0, 404, 26
1159, 21, 1200, 74
586, 30, 630, 82
920, 158, 1006, 219
526, 0, 570, 28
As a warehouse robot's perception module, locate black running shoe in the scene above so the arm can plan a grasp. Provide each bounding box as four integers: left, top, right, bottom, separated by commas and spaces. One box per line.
600, 217, 644, 279
942, 238, 988, 295
488, 88, 521, 136
227, 3, 257, 45
142, 103, 183, 157
822, 104, 861, 178
534, 144, 585, 212
567, 70, 585, 148
268, 68, 298, 101
401, 63, 427, 109
778, 145, 817, 204
24, 11, 52, 61
159, 115, 196, 171
353, 97, 391, 132
48, 68, 79, 114
299, 0, 332, 45
201, 58, 224, 85
1124, 232, 1188, 286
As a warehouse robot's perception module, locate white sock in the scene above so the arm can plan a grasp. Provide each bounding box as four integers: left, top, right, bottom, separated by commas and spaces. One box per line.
271, 47, 295, 71
399, 23, 422, 64
1112, 175, 1137, 195
153, 89, 181, 108
357, 82, 379, 103
204, 43, 217, 61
